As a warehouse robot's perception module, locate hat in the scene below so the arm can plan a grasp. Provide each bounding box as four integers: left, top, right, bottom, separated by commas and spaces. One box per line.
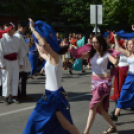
0, 26, 13, 38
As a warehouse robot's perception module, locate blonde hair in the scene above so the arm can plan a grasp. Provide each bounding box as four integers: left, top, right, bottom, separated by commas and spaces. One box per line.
27, 34, 34, 48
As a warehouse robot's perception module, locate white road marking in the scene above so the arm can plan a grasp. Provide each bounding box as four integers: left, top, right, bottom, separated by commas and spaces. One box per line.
0, 93, 91, 117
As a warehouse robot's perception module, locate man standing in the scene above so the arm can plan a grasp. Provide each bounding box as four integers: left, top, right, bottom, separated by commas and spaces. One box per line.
0, 23, 24, 104
14, 21, 31, 100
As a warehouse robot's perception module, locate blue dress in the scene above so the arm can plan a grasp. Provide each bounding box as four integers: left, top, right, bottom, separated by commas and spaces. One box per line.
26, 38, 38, 76
23, 87, 73, 134
72, 36, 85, 71
116, 73, 134, 109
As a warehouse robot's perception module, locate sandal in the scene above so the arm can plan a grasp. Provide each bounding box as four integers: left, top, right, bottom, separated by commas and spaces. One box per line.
103, 127, 117, 134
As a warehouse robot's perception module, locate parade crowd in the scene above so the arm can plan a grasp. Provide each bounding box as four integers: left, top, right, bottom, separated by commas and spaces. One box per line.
0, 18, 134, 134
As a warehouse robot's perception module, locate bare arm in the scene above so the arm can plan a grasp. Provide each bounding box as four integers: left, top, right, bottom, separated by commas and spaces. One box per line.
29, 18, 59, 65
78, 52, 89, 59
113, 33, 129, 57
108, 55, 120, 65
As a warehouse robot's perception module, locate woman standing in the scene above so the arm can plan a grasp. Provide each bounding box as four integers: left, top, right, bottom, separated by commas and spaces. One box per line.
23, 18, 80, 134
110, 40, 128, 115
79, 34, 119, 134
26, 35, 38, 78
111, 33, 134, 121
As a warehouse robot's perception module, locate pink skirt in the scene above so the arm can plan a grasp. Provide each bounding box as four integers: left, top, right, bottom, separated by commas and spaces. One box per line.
89, 75, 112, 114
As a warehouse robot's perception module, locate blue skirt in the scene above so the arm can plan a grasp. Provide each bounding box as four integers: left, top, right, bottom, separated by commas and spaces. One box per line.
72, 59, 82, 71
23, 87, 73, 134
116, 73, 134, 109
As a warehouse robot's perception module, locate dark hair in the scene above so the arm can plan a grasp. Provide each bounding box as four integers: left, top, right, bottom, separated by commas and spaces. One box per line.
18, 20, 27, 28
59, 45, 69, 55
89, 33, 108, 59
4, 23, 12, 27
43, 37, 69, 55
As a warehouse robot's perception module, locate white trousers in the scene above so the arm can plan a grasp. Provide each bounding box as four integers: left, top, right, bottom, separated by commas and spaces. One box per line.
2, 60, 19, 97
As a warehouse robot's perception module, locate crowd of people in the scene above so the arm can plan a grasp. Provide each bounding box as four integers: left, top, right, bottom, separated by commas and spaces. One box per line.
0, 18, 134, 134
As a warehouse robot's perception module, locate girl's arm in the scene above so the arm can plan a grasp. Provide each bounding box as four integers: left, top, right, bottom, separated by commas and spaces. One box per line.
29, 18, 59, 65
108, 55, 120, 65
113, 33, 129, 57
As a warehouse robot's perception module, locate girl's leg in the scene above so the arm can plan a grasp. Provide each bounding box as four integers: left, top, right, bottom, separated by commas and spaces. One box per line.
56, 111, 80, 134
114, 108, 121, 116
83, 102, 100, 134
98, 101, 115, 128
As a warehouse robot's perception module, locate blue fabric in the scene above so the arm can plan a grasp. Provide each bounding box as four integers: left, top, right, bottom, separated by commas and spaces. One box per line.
116, 73, 134, 109
115, 30, 134, 40
72, 59, 83, 71
77, 36, 85, 48
31, 20, 61, 53
23, 87, 73, 134
103, 32, 110, 38
116, 30, 126, 34
26, 38, 38, 75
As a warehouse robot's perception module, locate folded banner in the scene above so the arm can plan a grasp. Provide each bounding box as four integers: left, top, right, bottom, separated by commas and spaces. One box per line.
69, 43, 121, 59
69, 44, 92, 58
115, 29, 134, 40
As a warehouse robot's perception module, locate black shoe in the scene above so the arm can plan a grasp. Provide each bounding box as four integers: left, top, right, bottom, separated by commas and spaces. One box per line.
11, 98, 20, 104
131, 107, 134, 110
110, 114, 118, 122
69, 70, 73, 75
4, 98, 9, 105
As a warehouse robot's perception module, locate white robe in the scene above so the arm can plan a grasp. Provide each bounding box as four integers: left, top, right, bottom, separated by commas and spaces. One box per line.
14, 32, 31, 72
0, 33, 24, 97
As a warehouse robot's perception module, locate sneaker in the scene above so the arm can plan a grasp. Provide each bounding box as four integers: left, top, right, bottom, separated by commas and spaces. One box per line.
11, 97, 20, 104
110, 114, 118, 122
4, 98, 9, 105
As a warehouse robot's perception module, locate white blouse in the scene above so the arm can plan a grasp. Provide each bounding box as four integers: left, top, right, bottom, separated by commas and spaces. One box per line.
90, 52, 110, 75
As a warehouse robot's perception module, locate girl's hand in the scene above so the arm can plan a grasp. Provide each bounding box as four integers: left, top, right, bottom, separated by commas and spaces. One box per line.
112, 32, 117, 38
28, 18, 35, 29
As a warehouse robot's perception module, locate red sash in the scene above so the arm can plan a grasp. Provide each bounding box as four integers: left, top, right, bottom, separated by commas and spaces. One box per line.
4, 53, 18, 60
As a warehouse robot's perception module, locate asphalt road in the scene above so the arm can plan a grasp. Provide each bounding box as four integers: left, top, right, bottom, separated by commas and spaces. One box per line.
0, 68, 134, 134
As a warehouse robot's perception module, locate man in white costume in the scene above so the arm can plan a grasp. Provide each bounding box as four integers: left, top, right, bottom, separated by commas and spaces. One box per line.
14, 21, 31, 100
0, 23, 25, 104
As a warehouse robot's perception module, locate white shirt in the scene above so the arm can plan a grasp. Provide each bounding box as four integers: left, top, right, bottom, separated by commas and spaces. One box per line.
0, 33, 24, 68
118, 54, 128, 67
127, 57, 134, 73
90, 52, 110, 75
14, 32, 31, 72
45, 56, 62, 91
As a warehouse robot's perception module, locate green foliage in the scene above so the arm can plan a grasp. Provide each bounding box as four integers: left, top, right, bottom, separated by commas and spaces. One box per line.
0, 0, 57, 21
102, 0, 134, 31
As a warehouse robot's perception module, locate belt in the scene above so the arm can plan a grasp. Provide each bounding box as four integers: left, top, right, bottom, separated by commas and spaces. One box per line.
4, 53, 18, 61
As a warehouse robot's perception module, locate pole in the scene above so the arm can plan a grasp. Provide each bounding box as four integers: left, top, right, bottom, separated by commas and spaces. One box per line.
95, 5, 98, 35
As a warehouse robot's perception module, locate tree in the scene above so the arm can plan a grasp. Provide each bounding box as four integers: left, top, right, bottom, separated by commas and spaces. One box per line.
102, 0, 134, 31
0, 0, 57, 22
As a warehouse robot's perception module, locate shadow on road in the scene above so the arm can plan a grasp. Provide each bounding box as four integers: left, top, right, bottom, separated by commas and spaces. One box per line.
115, 121, 134, 126
118, 129, 134, 134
